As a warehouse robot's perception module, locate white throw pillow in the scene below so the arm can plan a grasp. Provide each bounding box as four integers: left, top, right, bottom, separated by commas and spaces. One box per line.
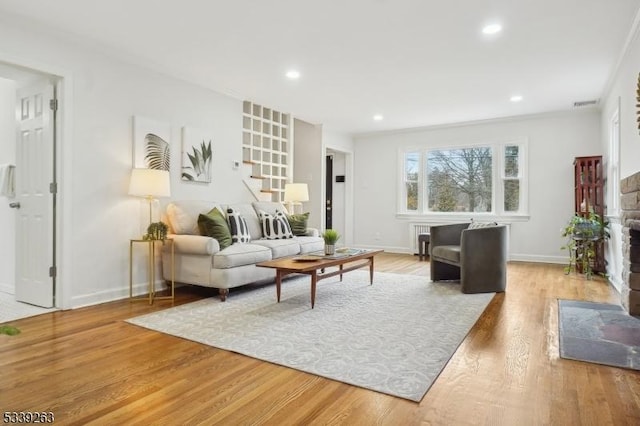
258, 210, 293, 240
468, 220, 498, 229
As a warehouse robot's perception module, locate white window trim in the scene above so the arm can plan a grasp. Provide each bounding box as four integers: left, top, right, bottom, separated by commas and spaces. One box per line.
397, 139, 530, 222
607, 106, 620, 218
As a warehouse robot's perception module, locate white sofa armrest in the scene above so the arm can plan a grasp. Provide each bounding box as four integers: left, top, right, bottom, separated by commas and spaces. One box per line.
305, 228, 320, 237
169, 234, 220, 255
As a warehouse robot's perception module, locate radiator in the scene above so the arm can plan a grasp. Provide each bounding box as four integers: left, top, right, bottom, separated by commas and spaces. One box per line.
409, 223, 431, 253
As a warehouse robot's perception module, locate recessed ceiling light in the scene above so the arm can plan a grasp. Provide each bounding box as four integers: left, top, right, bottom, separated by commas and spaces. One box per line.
373, 114, 384, 121
285, 70, 300, 79
510, 95, 523, 102
482, 24, 502, 35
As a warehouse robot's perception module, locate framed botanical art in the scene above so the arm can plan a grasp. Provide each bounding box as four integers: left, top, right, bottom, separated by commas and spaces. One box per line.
132, 116, 171, 171
181, 126, 213, 183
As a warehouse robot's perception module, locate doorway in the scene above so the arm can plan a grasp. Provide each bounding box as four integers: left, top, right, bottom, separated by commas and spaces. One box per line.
0, 62, 59, 313
325, 148, 349, 242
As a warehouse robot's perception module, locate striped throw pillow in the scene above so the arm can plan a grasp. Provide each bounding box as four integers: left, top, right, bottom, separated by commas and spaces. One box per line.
259, 210, 293, 240
468, 220, 498, 229
226, 208, 251, 243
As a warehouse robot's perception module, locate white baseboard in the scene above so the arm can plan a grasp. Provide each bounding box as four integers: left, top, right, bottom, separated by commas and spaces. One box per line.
67, 251, 569, 309
70, 280, 170, 309
508, 254, 567, 264
355, 244, 569, 264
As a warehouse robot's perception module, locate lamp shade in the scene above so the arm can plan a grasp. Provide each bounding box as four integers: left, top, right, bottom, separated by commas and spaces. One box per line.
284, 183, 309, 203
128, 168, 171, 198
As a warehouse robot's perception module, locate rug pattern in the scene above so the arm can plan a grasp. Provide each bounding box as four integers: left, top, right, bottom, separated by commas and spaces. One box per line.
127, 271, 494, 401
558, 299, 640, 370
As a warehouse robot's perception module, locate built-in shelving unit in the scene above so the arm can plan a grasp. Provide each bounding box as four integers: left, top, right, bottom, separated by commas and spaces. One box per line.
242, 101, 290, 202
573, 155, 605, 273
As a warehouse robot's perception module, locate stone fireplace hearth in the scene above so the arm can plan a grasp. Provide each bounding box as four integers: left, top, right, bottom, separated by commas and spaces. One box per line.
620, 172, 640, 315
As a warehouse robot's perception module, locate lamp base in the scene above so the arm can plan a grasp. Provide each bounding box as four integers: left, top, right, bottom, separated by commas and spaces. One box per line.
137, 198, 160, 236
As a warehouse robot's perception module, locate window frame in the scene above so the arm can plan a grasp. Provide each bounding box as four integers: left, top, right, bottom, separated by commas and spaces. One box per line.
397, 139, 529, 222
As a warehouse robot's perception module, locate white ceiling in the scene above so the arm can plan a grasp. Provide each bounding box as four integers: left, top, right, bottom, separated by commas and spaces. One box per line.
1, 0, 639, 134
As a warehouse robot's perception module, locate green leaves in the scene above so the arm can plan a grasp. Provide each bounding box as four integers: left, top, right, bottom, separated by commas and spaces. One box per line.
0, 325, 21, 336
144, 133, 170, 171
182, 140, 213, 182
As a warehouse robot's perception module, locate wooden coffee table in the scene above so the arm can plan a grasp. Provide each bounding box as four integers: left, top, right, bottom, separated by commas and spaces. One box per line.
257, 249, 383, 308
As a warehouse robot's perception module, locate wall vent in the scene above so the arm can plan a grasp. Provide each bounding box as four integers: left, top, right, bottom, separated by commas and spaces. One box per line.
573, 99, 599, 108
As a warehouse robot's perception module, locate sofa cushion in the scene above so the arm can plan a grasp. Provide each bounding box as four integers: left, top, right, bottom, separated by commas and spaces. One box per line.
197, 208, 232, 250
212, 243, 272, 269
166, 201, 220, 235
287, 212, 310, 236
295, 236, 324, 254
252, 201, 289, 216
225, 203, 263, 241
227, 207, 252, 243
252, 239, 301, 258
258, 210, 294, 240
432, 245, 461, 264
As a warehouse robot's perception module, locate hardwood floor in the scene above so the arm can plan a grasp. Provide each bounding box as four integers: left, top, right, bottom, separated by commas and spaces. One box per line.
1, 253, 639, 425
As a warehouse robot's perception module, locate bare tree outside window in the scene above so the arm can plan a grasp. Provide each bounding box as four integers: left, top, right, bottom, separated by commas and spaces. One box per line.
405, 152, 419, 211
504, 145, 520, 212
427, 148, 493, 212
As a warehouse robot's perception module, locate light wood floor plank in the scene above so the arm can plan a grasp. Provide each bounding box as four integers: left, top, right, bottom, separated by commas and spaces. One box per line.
1, 253, 639, 425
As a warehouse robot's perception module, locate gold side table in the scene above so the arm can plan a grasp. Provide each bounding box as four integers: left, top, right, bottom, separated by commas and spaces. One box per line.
129, 238, 175, 304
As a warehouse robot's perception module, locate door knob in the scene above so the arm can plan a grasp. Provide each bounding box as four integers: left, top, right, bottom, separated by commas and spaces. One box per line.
9, 202, 20, 209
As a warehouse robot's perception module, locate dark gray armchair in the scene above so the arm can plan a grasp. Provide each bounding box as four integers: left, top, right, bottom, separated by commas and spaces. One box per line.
429, 223, 507, 293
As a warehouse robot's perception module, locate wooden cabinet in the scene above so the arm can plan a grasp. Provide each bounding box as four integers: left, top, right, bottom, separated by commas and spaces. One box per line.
242, 101, 290, 202
574, 156, 604, 217
573, 155, 605, 273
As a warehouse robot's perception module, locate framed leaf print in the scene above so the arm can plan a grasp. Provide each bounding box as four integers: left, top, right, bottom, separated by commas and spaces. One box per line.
132, 116, 171, 171
181, 126, 213, 183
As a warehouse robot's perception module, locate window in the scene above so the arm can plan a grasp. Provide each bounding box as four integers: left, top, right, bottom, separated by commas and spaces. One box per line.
399, 141, 527, 216
427, 147, 492, 212
404, 152, 419, 211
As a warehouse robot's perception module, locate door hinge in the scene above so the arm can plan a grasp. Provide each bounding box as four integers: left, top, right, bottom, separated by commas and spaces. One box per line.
49, 266, 57, 278
49, 99, 58, 111
49, 182, 58, 194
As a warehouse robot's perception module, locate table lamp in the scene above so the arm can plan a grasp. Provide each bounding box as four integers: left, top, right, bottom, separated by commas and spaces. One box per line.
128, 168, 171, 228
284, 183, 309, 214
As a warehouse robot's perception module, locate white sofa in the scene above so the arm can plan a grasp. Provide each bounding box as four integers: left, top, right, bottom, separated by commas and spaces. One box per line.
161, 200, 324, 301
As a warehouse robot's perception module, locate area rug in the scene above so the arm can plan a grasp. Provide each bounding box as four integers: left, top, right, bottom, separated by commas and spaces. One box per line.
558, 299, 640, 370
126, 271, 494, 401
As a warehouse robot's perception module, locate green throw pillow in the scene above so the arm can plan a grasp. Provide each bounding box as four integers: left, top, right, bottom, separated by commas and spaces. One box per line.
287, 212, 310, 236
197, 208, 232, 250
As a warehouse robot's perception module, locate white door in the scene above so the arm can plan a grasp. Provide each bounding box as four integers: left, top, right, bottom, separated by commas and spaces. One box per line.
15, 81, 55, 307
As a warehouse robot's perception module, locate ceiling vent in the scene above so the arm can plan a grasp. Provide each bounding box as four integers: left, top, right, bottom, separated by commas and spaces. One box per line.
573, 99, 599, 108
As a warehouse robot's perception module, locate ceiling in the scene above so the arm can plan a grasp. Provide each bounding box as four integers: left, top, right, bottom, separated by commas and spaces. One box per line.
0, 0, 638, 134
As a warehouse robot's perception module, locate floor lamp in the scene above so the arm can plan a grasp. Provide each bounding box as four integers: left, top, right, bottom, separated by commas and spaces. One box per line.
128, 168, 171, 235
284, 183, 309, 215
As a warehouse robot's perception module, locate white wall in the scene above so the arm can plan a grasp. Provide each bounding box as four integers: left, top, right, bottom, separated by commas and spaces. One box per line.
600, 21, 640, 291
324, 129, 355, 245
293, 118, 324, 230
0, 18, 254, 307
0, 77, 16, 293
353, 110, 602, 261
328, 150, 346, 238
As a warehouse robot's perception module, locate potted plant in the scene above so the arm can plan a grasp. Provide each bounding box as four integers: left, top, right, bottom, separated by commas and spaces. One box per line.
322, 229, 340, 255
561, 212, 609, 278
144, 221, 169, 241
